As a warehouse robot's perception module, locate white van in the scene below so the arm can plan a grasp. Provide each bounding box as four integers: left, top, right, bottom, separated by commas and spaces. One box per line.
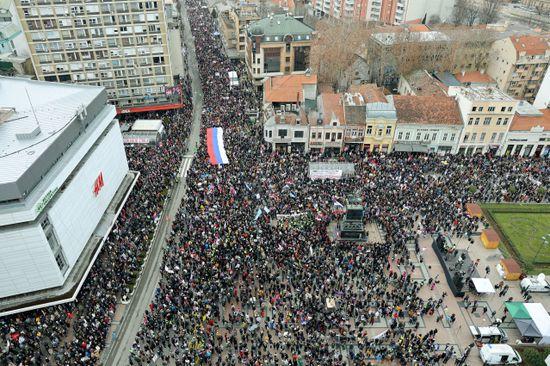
521, 273, 550, 293
479, 344, 522, 365
470, 326, 509, 343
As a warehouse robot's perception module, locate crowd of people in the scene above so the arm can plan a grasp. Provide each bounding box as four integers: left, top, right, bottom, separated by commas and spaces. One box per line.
127, 1, 548, 366
0, 65, 194, 365
2, 0, 549, 365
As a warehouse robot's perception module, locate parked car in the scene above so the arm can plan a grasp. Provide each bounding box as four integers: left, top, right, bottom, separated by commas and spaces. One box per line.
479, 344, 522, 365
520, 273, 550, 293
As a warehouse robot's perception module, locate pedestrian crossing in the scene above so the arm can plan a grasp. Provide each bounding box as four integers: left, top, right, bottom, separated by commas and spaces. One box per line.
179, 156, 194, 178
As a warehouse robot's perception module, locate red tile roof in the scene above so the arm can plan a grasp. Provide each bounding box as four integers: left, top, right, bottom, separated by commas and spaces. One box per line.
454, 71, 495, 84
348, 84, 387, 103
264, 74, 317, 103
510, 109, 550, 131
510, 35, 549, 56
393, 95, 463, 125
320, 93, 345, 125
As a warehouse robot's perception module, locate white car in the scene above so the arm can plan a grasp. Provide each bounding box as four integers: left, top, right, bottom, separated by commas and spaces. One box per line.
479, 344, 522, 365
521, 273, 550, 293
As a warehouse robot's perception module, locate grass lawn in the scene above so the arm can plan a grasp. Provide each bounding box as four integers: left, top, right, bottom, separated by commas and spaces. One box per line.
483, 204, 550, 274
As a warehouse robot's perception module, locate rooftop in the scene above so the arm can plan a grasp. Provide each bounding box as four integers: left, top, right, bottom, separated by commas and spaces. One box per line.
393, 95, 463, 126
348, 84, 387, 103
0, 77, 104, 188
319, 93, 345, 126
403, 70, 447, 97
511, 108, 550, 131
510, 34, 549, 56
457, 86, 515, 102
264, 73, 317, 103
454, 71, 495, 85
248, 14, 313, 41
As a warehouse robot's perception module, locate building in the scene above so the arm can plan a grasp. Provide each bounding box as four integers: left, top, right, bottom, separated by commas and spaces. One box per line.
308, 93, 346, 154
487, 35, 550, 103
450, 86, 518, 155
0, 0, 32, 76
342, 91, 367, 149
219, 2, 261, 59
263, 73, 317, 112
397, 69, 448, 96
393, 95, 463, 154
15, 0, 182, 111
403, 0, 456, 23
502, 101, 550, 157
263, 112, 309, 152
361, 85, 397, 153
0, 77, 135, 315
311, 0, 408, 24
246, 14, 313, 86
533, 66, 550, 109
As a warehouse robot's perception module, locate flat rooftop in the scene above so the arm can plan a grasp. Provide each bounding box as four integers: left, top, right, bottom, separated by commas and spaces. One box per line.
458, 86, 515, 102
0, 77, 106, 199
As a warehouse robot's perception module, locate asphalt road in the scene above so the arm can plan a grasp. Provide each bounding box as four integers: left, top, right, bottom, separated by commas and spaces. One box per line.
102, 4, 204, 365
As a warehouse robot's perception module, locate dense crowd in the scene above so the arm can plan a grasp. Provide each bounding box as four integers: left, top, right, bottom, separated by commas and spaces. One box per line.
2, 1, 549, 365
127, 2, 548, 366
0, 69, 193, 364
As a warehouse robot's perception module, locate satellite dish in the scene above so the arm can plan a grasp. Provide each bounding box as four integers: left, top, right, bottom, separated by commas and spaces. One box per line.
537, 273, 545, 282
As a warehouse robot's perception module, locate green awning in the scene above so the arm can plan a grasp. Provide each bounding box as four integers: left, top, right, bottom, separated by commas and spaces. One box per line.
505, 302, 531, 319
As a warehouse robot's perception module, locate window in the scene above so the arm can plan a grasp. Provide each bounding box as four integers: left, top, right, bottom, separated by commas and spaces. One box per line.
294, 131, 304, 138
474, 118, 480, 125
490, 132, 496, 142
398, 132, 403, 140
268, 130, 272, 138
311, 132, 315, 139
507, 106, 513, 112
468, 118, 473, 125
325, 132, 330, 140
483, 117, 491, 125
503, 118, 509, 125
416, 132, 421, 141
41, 216, 52, 230
501, 106, 506, 112
377, 128, 383, 137
450, 133, 456, 141
432, 133, 437, 141
55, 252, 68, 274
385, 126, 392, 135
480, 132, 486, 141
278, 129, 287, 138
478, 107, 483, 112
472, 106, 477, 112
471, 133, 477, 142
488, 106, 495, 112
317, 132, 322, 139
498, 132, 504, 142
337, 132, 342, 140
442, 133, 448, 141
405, 132, 410, 140
366, 125, 372, 134
463, 133, 469, 142
497, 118, 502, 125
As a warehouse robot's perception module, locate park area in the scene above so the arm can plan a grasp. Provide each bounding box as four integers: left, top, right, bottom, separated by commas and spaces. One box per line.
483, 203, 550, 274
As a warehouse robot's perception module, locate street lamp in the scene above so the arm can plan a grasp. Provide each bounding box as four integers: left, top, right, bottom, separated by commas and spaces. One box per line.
534, 234, 549, 264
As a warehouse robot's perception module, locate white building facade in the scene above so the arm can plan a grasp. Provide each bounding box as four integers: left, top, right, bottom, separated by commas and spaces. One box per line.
0, 77, 130, 306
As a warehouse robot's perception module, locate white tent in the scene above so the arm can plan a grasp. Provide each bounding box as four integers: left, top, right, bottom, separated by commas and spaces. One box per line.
524, 303, 550, 345
471, 278, 495, 294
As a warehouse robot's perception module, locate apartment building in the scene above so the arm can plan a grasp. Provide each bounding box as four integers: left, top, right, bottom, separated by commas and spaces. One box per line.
450, 86, 518, 155
311, 0, 408, 24
219, 2, 260, 58
246, 14, 312, 86
308, 93, 346, 154
487, 35, 550, 104
16, 0, 180, 111
0, 0, 32, 75
393, 95, 463, 154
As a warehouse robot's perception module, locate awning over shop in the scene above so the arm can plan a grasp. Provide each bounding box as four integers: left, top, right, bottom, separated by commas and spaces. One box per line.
392, 143, 429, 153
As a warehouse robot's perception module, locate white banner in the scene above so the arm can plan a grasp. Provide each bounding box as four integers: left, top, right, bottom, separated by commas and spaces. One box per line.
310, 170, 343, 180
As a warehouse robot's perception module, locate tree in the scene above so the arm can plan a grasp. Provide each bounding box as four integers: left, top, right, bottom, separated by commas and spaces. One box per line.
440, 27, 497, 72
464, 4, 480, 26
310, 19, 373, 90
479, 0, 503, 24
535, 4, 549, 16
428, 14, 441, 25
451, 0, 469, 25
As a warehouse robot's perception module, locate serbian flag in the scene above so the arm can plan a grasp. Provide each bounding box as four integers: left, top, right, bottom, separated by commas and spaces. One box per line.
206, 127, 229, 165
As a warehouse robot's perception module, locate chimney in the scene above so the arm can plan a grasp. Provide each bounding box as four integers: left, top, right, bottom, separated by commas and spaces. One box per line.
480, 69, 485, 74
461, 70, 465, 76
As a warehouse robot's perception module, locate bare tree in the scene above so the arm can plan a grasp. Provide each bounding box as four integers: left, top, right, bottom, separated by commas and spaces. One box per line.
535, 3, 549, 16
464, 3, 480, 26
310, 19, 373, 90
479, 0, 503, 24
451, 0, 469, 25
440, 27, 497, 72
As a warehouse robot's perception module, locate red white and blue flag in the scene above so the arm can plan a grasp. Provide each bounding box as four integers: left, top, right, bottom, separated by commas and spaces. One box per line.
206, 127, 229, 165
